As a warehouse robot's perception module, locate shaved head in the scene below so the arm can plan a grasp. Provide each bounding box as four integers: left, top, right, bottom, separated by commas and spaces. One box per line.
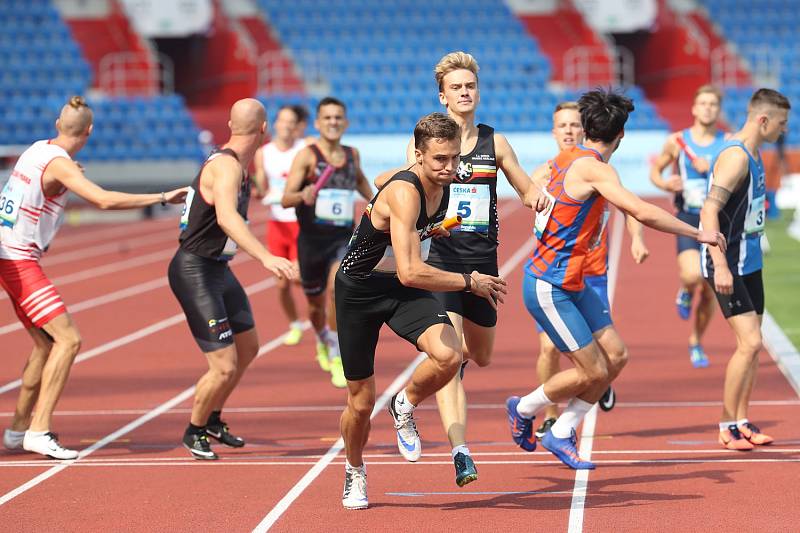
229, 98, 266, 136
57, 96, 93, 137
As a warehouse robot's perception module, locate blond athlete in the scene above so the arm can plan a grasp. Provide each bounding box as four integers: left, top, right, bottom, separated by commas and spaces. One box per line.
1, 96, 187, 459
650, 85, 727, 367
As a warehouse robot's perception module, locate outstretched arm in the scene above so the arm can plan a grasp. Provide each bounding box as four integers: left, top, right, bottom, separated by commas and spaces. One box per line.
496, 133, 548, 211
47, 157, 186, 209
624, 214, 649, 264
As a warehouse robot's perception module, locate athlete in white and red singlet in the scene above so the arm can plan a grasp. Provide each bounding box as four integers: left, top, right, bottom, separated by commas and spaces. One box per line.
0, 96, 187, 459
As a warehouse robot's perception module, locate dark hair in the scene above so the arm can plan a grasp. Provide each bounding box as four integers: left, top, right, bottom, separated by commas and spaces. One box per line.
316, 96, 346, 116
414, 112, 460, 151
749, 88, 791, 112
578, 89, 634, 144
275, 105, 300, 122
290, 104, 310, 123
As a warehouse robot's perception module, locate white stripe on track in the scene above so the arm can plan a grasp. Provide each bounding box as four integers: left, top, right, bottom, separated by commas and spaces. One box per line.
0, 324, 300, 507
252, 225, 535, 532
762, 311, 800, 398
567, 208, 624, 533
0, 276, 276, 395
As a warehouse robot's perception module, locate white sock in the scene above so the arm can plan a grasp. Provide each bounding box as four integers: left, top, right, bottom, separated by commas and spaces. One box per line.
290, 320, 303, 330
550, 398, 593, 439
328, 330, 340, 359
719, 421, 736, 431
25, 430, 47, 438
516, 386, 553, 418
736, 418, 749, 427
394, 389, 415, 415
346, 460, 365, 472
451, 445, 470, 459
315, 326, 329, 344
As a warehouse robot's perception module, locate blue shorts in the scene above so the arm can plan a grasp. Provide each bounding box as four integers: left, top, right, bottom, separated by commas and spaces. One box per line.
534, 274, 609, 333
676, 211, 701, 254
525, 274, 613, 353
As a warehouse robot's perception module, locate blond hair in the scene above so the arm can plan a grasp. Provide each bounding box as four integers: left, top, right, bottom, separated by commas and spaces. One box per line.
58, 95, 93, 136
554, 101, 579, 114
694, 84, 723, 104
434, 51, 479, 91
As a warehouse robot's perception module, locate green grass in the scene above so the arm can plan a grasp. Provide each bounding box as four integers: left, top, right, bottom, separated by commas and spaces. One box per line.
764, 209, 800, 348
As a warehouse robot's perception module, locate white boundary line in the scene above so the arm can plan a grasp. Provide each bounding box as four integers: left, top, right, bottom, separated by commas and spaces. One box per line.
567, 208, 624, 533
0, 277, 276, 395
762, 311, 800, 398
0, 326, 296, 506
252, 222, 535, 532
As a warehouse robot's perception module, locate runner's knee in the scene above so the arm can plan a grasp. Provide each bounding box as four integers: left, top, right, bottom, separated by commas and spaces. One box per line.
432, 346, 462, 376
737, 332, 762, 357
347, 389, 375, 420
577, 357, 608, 387
52, 327, 81, 355
469, 346, 492, 367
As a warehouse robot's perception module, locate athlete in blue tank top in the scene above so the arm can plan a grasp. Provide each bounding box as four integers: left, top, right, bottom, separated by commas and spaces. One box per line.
649, 85, 726, 368
700, 88, 790, 451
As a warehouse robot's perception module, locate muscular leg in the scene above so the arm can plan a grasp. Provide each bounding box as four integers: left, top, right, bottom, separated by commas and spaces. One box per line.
693, 282, 716, 346
211, 328, 259, 412
541, 341, 608, 404
735, 314, 764, 420
404, 323, 462, 407
191, 344, 238, 427
10, 328, 53, 432
341, 377, 376, 467
435, 312, 468, 448
721, 312, 762, 422
588, 326, 629, 401
29, 314, 82, 432
277, 272, 299, 323
307, 292, 327, 333
677, 250, 705, 345
537, 333, 561, 421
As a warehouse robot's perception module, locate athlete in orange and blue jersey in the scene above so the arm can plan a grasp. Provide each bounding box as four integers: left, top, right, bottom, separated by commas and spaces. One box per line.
505, 89, 725, 470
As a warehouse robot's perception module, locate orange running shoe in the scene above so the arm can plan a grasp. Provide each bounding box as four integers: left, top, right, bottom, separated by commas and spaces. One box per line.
719, 425, 755, 451
737, 422, 774, 445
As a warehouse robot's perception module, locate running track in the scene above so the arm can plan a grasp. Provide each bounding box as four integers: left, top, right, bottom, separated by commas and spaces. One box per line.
0, 200, 797, 532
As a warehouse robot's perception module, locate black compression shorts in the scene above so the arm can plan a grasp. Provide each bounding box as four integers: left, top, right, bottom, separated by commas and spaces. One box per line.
334, 271, 453, 381
705, 269, 764, 318
426, 260, 498, 327
168, 248, 255, 352
298, 232, 350, 296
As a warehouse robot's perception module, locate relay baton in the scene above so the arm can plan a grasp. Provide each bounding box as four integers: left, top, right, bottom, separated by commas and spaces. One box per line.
313, 164, 336, 194
433, 215, 462, 233
675, 136, 698, 162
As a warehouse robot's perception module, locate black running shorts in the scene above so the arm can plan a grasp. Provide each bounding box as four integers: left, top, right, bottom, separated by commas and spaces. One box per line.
334, 271, 453, 381
298, 232, 350, 296
168, 248, 255, 352
426, 260, 498, 327
705, 269, 764, 318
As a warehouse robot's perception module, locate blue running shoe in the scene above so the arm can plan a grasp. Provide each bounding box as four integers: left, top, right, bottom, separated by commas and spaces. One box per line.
453, 452, 478, 487
541, 429, 595, 470
676, 288, 692, 320
505, 396, 537, 452
689, 344, 709, 368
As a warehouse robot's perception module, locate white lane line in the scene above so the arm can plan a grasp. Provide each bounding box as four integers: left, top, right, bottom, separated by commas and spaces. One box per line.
762, 311, 800, 398
252, 223, 535, 532
0, 325, 297, 506
0, 276, 276, 395
567, 208, 624, 533
4, 399, 797, 418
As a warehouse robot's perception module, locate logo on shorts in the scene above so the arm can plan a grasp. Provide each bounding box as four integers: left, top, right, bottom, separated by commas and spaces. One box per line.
208, 317, 230, 339
219, 330, 232, 341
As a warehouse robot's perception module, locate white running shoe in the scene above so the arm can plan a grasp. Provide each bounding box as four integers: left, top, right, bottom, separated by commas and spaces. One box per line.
23, 431, 79, 460
342, 464, 368, 510
3, 428, 25, 450
388, 393, 422, 462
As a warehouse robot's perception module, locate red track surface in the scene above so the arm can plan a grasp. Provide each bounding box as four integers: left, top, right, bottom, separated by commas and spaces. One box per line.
1, 200, 798, 532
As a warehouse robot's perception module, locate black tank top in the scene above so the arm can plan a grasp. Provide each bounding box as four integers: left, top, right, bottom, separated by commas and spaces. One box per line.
296, 144, 359, 237
178, 148, 250, 261
339, 170, 449, 280
428, 124, 499, 264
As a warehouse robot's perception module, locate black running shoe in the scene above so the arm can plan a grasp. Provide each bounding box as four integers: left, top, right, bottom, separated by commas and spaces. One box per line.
454, 452, 478, 487
535, 417, 557, 440
599, 387, 616, 412
183, 432, 218, 460
206, 421, 245, 448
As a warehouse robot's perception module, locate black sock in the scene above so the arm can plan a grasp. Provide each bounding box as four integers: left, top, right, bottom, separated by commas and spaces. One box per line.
207, 410, 222, 426
186, 423, 205, 435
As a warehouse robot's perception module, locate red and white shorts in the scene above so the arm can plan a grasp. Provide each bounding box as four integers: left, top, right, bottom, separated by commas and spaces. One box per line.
0, 259, 67, 329
265, 219, 299, 262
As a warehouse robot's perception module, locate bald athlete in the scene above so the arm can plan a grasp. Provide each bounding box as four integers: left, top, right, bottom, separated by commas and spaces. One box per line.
168, 99, 297, 460
1, 96, 188, 459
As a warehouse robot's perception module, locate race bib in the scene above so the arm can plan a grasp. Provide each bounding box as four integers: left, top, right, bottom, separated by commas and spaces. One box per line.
744, 195, 765, 235
446, 183, 490, 233
533, 189, 557, 239
315, 188, 354, 226
179, 187, 196, 230
682, 179, 707, 209
0, 182, 23, 229
590, 209, 610, 249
